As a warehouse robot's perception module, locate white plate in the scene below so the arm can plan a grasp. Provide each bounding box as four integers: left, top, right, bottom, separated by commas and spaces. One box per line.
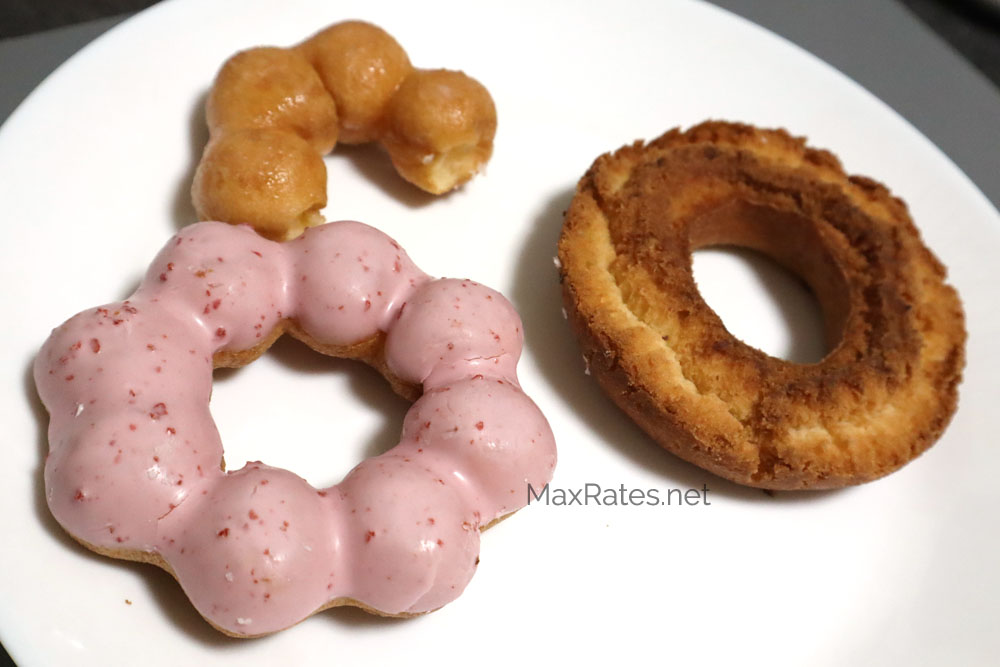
2, 0, 998, 665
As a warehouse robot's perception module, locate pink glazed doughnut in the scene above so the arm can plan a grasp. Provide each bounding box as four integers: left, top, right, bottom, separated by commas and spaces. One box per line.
35, 220, 556, 637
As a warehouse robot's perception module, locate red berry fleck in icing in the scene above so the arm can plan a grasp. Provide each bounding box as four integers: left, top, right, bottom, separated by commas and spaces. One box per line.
34, 220, 557, 635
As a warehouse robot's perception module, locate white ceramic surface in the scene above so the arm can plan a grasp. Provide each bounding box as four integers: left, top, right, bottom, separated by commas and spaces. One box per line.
2, 0, 998, 665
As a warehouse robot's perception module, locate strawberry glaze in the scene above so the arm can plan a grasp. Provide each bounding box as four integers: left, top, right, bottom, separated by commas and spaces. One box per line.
35, 221, 556, 636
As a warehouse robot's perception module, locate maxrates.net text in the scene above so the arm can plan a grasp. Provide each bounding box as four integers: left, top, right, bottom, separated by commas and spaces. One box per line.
527, 483, 711, 507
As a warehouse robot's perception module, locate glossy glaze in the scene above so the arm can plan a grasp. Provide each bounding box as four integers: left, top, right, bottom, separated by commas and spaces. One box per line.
35, 221, 556, 635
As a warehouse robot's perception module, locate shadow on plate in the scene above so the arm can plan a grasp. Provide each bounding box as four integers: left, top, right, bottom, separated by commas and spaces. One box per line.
171, 90, 208, 230
214, 334, 410, 464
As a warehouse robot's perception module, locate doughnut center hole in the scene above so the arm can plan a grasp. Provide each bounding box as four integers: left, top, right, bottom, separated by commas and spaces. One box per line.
210, 336, 411, 489
689, 200, 848, 363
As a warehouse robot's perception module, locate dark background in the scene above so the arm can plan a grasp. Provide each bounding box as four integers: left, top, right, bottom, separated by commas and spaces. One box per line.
1, 0, 998, 86
0, 0, 1000, 86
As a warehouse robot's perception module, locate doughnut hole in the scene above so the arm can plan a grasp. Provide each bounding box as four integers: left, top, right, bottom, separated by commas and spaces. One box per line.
191, 128, 327, 241
337, 454, 480, 614
207, 47, 339, 154
161, 463, 338, 637
688, 199, 852, 358
381, 69, 497, 194
297, 20, 412, 144
384, 278, 522, 389
399, 377, 556, 520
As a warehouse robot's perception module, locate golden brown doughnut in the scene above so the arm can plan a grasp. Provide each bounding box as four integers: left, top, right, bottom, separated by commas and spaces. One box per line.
296, 20, 413, 144
192, 20, 497, 240
191, 127, 327, 240
558, 121, 966, 490
381, 68, 498, 195
206, 47, 339, 154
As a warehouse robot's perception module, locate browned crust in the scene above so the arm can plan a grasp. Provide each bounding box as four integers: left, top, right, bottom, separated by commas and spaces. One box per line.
558, 121, 966, 490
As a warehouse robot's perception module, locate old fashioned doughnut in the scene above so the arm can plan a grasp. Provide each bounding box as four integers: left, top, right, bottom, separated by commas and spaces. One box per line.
35, 221, 556, 637
192, 20, 497, 240
558, 121, 965, 490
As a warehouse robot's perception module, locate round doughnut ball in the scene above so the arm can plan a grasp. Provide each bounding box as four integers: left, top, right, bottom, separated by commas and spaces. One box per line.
297, 20, 412, 144
381, 69, 497, 194
163, 463, 339, 637
191, 128, 327, 241
206, 47, 339, 155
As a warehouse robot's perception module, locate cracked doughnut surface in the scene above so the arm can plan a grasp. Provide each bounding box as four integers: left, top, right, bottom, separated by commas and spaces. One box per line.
558, 121, 965, 489
35, 221, 555, 636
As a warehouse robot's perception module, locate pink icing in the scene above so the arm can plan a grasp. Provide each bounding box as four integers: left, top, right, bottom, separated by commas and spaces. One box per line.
35, 221, 556, 636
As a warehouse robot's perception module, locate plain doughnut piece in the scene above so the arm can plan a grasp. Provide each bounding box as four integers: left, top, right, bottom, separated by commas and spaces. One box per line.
206, 46, 339, 154
296, 20, 413, 144
191, 127, 327, 241
558, 121, 966, 490
192, 20, 498, 240
382, 68, 498, 195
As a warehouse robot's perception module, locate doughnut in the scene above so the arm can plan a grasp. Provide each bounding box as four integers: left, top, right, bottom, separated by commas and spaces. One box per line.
190, 128, 328, 241
192, 20, 497, 240
381, 69, 498, 197
296, 20, 413, 145
557, 121, 965, 490
205, 46, 339, 154
35, 220, 556, 637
